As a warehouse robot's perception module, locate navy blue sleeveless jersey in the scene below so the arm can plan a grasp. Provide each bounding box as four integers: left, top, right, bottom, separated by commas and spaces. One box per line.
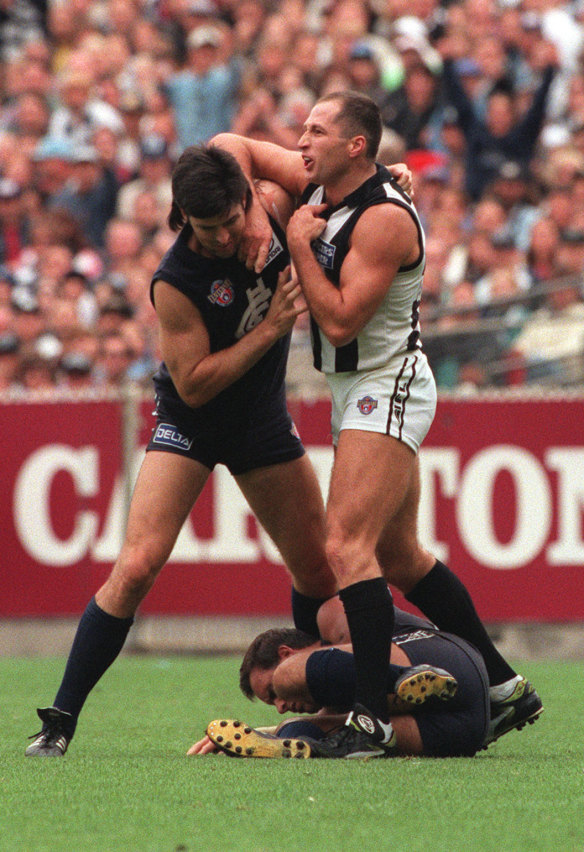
149, 217, 291, 437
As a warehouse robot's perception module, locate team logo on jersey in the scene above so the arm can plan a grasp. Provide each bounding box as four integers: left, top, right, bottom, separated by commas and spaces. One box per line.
313, 238, 336, 269
235, 277, 272, 338
264, 232, 284, 266
208, 279, 234, 306
152, 423, 193, 451
357, 395, 378, 415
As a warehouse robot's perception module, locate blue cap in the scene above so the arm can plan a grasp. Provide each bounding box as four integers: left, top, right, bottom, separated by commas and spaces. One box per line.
140, 134, 168, 159
33, 136, 74, 162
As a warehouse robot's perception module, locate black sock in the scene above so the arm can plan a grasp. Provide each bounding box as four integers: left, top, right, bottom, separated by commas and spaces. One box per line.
339, 578, 394, 722
406, 560, 516, 686
305, 647, 407, 709
291, 587, 329, 638
53, 597, 134, 735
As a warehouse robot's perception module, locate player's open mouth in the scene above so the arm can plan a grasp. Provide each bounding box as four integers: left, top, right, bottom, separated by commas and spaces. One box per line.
302, 156, 314, 170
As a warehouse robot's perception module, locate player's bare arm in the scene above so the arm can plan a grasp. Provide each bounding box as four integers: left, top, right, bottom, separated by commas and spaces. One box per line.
287, 203, 420, 347
211, 134, 307, 272
212, 133, 414, 271
212, 133, 308, 197
153, 268, 305, 408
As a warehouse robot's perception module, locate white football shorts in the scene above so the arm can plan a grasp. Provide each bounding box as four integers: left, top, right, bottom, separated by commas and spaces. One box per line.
326, 350, 437, 452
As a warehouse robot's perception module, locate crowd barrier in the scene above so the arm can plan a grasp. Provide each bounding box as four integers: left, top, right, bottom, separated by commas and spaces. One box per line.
2, 390, 583, 622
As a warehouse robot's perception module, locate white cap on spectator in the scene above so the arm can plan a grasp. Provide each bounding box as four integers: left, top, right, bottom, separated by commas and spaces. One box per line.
12, 287, 40, 313
540, 124, 572, 149
35, 333, 63, 362
72, 145, 98, 163
73, 249, 104, 281
187, 25, 222, 50
0, 178, 22, 200
187, 0, 219, 15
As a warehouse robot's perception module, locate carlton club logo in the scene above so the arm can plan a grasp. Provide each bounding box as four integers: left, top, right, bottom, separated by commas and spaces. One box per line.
357, 395, 378, 415
208, 279, 234, 306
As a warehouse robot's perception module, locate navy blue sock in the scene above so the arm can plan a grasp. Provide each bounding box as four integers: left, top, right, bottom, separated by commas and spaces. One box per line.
53, 597, 134, 735
306, 647, 407, 711
406, 560, 516, 686
291, 587, 328, 638
339, 578, 394, 723
277, 721, 327, 740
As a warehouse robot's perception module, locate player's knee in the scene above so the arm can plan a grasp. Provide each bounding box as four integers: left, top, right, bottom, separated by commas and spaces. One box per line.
114, 548, 163, 602
377, 544, 430, 593
324, 531, 365, 583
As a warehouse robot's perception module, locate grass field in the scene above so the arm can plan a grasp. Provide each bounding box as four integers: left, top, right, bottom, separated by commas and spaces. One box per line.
2, 655, 583, 852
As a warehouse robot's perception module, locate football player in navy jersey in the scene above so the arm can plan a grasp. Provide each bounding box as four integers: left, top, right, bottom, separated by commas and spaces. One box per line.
25, 144, 412, 757
187, 597, 492, 760
212, 91, 542, 758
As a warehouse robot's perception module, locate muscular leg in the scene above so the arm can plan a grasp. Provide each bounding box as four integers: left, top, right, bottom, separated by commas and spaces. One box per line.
236, 455, 337, 634
377, 458, 516, 687
52, 452, 211, 732
324, 429, 417, 724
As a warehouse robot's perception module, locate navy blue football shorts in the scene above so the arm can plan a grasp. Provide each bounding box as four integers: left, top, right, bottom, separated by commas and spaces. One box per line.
393, 628, 490, 757
145, 398, 305, 476
305, 629, 489, 757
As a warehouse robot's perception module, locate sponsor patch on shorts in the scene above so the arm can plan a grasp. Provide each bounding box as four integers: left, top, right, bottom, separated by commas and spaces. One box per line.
357, 395, 378, 415
152, 423, 193, 451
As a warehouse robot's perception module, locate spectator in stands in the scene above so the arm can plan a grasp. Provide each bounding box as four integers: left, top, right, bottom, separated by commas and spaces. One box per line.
0, 177, 29, 266
50, 144, 118, 249
56, 269, 98, 330
0, 0, 47, 63
101, 218, 144, 281
48, 67, 124, 148
116, 133, 173, 221
474, 228, 531, 305
0, 331, 21, 390
487, 160, 541, 251
381, 61, 442, 151
512, 274, 584, 385
56, 350, 96, 389
31, 135, 74, 204
162, 23, 240, 151
437, 35, 557, 201
345, 41, 388, 108
94, 329, 134, 387
526, 217, 563, 286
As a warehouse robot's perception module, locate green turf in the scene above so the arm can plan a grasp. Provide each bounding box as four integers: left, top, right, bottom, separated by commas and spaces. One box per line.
2, 655, 582, 852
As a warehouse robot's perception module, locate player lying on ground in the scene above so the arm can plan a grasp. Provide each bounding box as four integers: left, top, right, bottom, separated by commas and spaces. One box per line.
188, 599, 495, 759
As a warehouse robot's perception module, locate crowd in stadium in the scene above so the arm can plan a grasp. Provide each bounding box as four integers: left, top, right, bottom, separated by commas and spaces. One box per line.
1, 0, 584, 394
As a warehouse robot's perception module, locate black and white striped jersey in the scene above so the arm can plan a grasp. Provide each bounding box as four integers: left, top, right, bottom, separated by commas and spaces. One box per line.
301, 165, 426, 374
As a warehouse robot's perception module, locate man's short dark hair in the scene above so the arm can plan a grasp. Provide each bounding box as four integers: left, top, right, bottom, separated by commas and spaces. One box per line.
318, 91, 382, 160
168, 144, 251, 231
239, 627, 315, 700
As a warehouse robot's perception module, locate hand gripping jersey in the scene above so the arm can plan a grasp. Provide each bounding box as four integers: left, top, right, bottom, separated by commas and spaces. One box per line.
301, 165, 426, 374
149, 216, 290, 432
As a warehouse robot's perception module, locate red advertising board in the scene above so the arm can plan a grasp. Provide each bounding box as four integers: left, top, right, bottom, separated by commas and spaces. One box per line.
1, 394, 583, 621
